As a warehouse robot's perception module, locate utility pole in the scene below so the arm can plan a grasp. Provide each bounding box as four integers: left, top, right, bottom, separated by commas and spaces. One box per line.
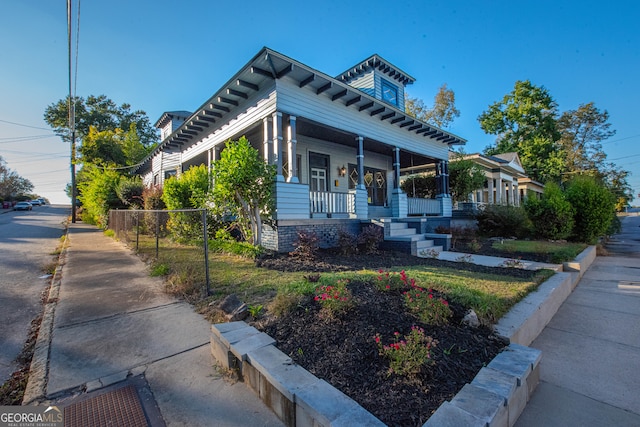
67, 0, 77, 222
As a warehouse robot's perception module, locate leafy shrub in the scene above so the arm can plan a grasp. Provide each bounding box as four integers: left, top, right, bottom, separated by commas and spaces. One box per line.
162, 165, 210, 242
116, 176, 144, 208
524, 182, 574, 240
565, 176, 615, 243
357, 225, 383, 254
313, 278, 353, 316
403, 286, 452, 325
337, 228, 358, 255
209, 239, 263, 258
374, 269, 413, 292
375, 326, 437, 377
290, 230, 319, 259
476, 204, 531, 238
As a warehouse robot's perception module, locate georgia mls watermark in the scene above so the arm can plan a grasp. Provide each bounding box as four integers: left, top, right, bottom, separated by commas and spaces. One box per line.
0, 406, 63, 427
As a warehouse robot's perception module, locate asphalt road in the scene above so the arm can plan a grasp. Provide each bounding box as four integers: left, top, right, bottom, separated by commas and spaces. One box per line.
0, 204, 70, 384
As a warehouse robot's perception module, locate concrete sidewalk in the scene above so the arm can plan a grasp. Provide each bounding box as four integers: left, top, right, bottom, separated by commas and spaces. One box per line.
516, 214, 640, 426
35, 223, 284, 426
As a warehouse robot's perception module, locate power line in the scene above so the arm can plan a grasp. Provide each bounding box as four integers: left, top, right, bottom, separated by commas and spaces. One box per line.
0, 119, 55, 132
602, 134, 640, 145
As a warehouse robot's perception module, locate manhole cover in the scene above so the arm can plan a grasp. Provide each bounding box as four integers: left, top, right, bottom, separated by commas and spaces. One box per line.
64, 385, 148, 427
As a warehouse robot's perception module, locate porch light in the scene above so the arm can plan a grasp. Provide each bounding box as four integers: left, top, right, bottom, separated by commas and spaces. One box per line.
338, 165, 347, 177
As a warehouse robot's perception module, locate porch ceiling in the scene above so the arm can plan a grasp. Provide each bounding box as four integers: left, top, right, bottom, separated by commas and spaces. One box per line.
297, 117, 437, 168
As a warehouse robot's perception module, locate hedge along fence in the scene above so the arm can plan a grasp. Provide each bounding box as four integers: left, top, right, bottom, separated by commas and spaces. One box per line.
108, 208, 211, 295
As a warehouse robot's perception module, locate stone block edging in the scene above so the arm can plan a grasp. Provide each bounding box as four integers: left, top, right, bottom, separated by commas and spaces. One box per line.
494, 245, 596, 346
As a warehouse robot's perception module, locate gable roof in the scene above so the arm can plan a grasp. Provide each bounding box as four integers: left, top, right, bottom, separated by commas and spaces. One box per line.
456, 152, 526, 177
135, 47, 465, 173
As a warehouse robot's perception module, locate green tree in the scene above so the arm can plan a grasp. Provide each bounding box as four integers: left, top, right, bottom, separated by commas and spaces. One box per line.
210, 137, 275, 246
0, 156, 34, 200
405, 84, 460, 128
479, 80, 561, 182
400, 175, 436, 199
43, 94, 158, 147
448, 151, 486, 203
80, 123, 151, 167
557, 102, 615, 175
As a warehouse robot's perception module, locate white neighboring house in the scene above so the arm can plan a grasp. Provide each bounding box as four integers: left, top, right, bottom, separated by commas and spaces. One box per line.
456, 152, 539, 207
134, 47, 467, 252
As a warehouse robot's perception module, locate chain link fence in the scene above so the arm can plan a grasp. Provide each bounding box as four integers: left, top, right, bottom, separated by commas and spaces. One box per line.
108, 209, 211, 294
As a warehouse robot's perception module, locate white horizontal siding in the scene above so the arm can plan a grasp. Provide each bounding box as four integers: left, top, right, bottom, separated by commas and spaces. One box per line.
347, 73, 375, 98
276, 79, 449, 161
275, 182, 310, 219
180, 85, 277, 164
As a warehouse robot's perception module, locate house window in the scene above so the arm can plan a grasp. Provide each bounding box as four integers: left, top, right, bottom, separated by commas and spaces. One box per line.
381, 79, 398, 106
309, 152, 329, 192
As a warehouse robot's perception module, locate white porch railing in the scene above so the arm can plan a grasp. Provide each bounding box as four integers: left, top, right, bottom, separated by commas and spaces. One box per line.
407, 197, 441, 216
310, 191, 355, 215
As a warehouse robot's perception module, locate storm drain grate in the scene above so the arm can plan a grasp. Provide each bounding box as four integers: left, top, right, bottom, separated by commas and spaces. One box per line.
64, 385, 148, 427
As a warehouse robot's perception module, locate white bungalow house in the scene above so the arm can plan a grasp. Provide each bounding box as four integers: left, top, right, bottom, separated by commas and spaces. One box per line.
455, 152, 543, 208
134, 47, 466, 252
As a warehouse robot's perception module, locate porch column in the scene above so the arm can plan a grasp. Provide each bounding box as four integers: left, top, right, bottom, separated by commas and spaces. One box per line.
393, 146, 401, 189
509, 180, 516, 206
262, 116, 272, 164
272, 112, 284, 182
488, 178, 494, 204
514, 181, 520, 206
356, 136, 365, 190
435, 160, 450, 196
287, 115, 299, 183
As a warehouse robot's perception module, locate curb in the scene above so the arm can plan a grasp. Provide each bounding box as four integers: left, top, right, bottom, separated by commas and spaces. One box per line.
22, 231, 69, 405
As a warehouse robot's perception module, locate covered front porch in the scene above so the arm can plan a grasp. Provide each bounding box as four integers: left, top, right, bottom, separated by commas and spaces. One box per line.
260, 114, 453, 221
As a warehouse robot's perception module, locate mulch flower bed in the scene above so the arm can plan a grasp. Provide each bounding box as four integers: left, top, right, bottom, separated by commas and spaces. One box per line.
255, 249, 528, 426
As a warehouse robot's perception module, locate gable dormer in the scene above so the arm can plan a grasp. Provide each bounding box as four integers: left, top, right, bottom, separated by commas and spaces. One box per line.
336, 55, 415, 110
155, 111, 192, 141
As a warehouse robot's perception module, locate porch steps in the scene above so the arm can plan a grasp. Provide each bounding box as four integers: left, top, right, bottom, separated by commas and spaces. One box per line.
382, 221, 443, 256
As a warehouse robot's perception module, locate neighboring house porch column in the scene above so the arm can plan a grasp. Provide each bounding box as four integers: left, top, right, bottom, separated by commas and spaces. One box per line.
287, 116, 299, 183
272, 112, 284, 182
509, 180, 516, 206
488, 177, 494, 204
495, 178, 502, 204
263, 116, 272, 164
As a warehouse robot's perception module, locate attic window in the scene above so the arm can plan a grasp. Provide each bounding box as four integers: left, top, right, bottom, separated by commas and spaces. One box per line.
381, 79, 398, 106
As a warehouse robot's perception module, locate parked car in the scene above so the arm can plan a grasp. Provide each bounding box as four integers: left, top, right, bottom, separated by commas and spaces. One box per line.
30, 199, 42, 206
14, 201, 33, 211
37, 198, 46, 205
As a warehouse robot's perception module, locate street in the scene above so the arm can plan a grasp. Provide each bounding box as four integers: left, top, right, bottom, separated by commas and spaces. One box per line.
0, 204, 69, 384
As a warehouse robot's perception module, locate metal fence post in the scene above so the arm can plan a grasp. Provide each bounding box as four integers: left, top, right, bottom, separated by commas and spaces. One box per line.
202, 209, 210, 296
155, 211, 160, 260
135, 211, 140, 251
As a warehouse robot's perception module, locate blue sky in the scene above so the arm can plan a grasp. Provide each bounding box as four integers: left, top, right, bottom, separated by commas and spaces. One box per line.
1, 0, 638, 204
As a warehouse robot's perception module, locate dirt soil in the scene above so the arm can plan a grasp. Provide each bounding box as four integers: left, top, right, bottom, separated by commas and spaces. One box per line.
255, 249, 535, 426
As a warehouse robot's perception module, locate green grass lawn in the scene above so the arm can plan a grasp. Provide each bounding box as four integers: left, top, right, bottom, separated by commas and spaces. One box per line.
122, 232, 554, 325
491, 240, 587, 263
